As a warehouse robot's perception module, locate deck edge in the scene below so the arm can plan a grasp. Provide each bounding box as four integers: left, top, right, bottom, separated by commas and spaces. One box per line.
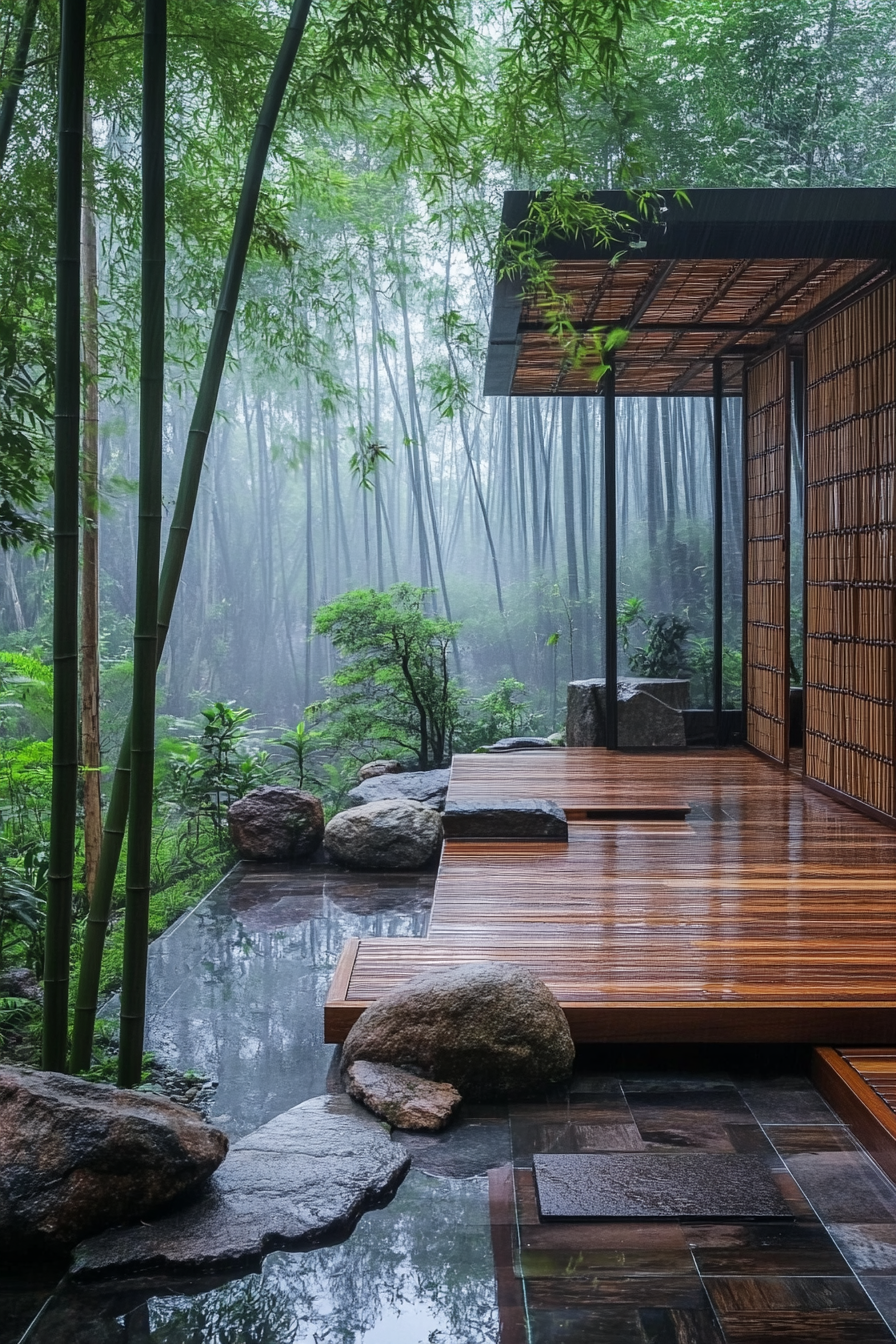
813, 1045, 896, 1184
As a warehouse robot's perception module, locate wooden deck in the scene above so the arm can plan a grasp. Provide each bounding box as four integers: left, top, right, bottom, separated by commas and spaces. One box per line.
325, 748, 896, 1044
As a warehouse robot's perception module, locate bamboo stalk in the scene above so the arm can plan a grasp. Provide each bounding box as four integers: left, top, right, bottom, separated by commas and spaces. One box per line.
0, 0, 40, 172
81, 113, 103, 902
69, 0, 315, 1073
43, 0, 86, 1074
117, 0, 166, 1090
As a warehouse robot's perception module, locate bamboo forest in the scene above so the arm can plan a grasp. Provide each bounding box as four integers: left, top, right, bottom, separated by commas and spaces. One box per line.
4, 1, 896, 1341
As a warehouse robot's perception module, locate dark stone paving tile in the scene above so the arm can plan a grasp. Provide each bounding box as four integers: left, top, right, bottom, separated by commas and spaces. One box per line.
639, 1307, 725, 1343
527, 1306, 646, 1342
726, 1123, 779, 1156
738, 1084, 838, 1125
703, 1274, 872, 1312
526, 1273, 707, 1309
569, 1075, 629, 1097
512, 1119, 646, 1159
619, 1076, 736, 1094
687, 1221, 852, 1276
859, 1275, 896, 1332
785, 1152, 896, 1223
768, 1125, 857, 1155
625, 1088, 760, 1152
713, 1309, 892, 1341
393, 1114, 511, 1177
828, 1223, 896, 1272
519, 1243, 696, 1276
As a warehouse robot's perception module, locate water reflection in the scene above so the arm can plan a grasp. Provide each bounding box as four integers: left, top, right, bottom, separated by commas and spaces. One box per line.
143, 864, 432, 1138
17, 1173, 498, 1344
143, 1173, 497, 1344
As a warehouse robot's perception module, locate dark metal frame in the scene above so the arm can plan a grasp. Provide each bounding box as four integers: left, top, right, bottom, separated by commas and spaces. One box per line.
603, 358, 618, 750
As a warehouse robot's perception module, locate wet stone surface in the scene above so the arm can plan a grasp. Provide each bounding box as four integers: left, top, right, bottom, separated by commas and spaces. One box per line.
533, 1152, 793, 1220
137, 863, 433, 1140
72, 1095, 410, 1279
12, 866, 896, 1343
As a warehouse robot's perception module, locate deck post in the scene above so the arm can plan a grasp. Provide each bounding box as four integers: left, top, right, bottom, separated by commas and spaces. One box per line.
603, 357, 617, 750
712, 358, 724, 743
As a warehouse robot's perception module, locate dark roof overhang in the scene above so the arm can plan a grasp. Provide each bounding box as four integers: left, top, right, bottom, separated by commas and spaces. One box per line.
483, 187, 896, 397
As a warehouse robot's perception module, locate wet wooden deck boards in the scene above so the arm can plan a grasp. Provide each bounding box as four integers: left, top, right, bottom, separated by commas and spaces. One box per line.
325, 748, 896, 1044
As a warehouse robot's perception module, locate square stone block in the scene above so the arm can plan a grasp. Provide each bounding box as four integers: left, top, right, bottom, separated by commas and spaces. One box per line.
533, 1153, 793, 1220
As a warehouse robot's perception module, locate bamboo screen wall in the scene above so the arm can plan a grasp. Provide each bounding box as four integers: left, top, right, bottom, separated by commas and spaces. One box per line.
744, 349, 790, 764
804, 279, 896, 819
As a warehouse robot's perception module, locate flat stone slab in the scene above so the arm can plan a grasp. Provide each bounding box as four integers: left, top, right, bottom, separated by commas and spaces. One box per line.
346, 770, 450, 811
346, 1061, 461, 1131
442, 798, 568, 841
71, 1095, 410, 1279
533, 1153, 792, 1220
481, 737, 557, 752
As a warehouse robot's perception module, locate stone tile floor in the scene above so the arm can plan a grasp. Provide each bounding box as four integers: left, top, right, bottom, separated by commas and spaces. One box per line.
7, 862, 896, 1342
489, 1059, 896, 1343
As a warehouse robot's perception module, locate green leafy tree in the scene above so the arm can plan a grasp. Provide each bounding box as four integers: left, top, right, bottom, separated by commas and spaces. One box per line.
311, 584, 462, 769
472, 677, 539, 744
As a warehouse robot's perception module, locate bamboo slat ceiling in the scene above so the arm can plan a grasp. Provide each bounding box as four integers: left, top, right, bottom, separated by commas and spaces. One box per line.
483, 188, 896, 397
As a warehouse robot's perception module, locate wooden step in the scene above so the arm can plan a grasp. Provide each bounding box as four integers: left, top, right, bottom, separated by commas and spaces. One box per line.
813, 1047, 896, 1184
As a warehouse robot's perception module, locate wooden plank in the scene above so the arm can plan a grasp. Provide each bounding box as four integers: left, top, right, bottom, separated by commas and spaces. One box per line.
324, 938, 360, 1040
447, 750, 690, 812
813, 1047, 896, 1185
325, 750, 896, 1045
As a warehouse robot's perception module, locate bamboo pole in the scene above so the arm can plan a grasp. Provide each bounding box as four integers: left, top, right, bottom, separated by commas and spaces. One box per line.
69, 0, 315, 1073
0, 0, 40, 173
81, 115, 103, 901
43, 0, 86, 1074
117, 0, 166, 1089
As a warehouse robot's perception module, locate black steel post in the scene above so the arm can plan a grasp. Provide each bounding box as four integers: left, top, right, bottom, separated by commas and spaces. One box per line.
712, 358, 724, 743
603, 359, 617, 750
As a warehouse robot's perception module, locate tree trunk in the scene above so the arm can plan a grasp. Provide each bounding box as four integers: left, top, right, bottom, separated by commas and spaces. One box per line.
43, 0, 86, 1074
80, 117, 102, 903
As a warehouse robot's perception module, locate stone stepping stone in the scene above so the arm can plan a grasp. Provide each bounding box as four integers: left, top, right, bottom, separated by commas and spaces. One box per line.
442, 798, 568, 841
533, 1153, 793, 1220
346, 1060, 461, 1131
71, 1095, 409, 1280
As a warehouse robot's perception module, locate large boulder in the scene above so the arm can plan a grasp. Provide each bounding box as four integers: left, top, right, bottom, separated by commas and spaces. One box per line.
0, 1067, 228, 1256
0, 966, 42, 1002
71, 1095, 409, 1279
567, 678, 689, 749
345, 1061, 461, 1131
325, 799, 442, 870
442, 798, 568, 841
341, 962, 574, 1102
358, 759, 403, 781
346, 768, 450, 811
227, 786, 324, 861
